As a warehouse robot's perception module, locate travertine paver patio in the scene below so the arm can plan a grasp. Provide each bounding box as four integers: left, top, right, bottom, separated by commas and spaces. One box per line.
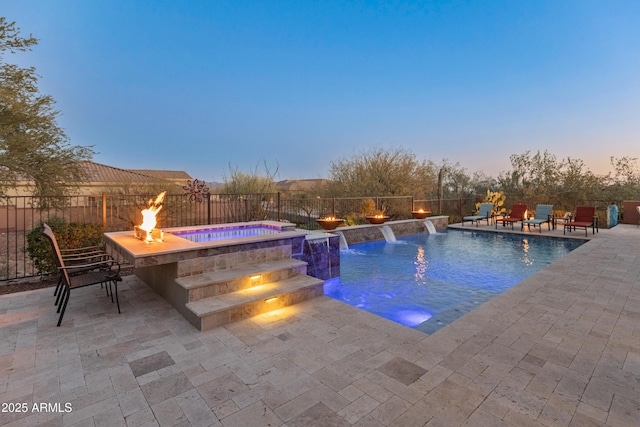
0, 224, 639, 426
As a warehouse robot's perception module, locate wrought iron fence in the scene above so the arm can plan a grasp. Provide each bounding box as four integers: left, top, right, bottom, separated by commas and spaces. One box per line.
1, 193, 470, 281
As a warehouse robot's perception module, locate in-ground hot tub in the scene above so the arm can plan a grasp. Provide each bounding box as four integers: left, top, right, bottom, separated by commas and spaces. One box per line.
169, 223, 288, 243
104, 221, 312, 329
105, 221, 302, 269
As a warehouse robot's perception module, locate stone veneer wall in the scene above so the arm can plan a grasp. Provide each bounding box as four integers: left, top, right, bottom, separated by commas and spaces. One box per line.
176, 245, 293, 278
132, 235, 306, 326
337, 216, 448, 246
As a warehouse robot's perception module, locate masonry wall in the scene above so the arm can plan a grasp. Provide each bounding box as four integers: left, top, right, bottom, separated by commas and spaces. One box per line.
337, 216, 448, 246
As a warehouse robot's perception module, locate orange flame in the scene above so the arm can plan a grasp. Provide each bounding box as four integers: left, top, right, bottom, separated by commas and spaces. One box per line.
139, 191, 166, 241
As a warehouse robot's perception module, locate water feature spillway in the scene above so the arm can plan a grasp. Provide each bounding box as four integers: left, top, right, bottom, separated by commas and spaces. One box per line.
336, 231, 349, 250
380, 225, 397, 242
423, 219, 436, 234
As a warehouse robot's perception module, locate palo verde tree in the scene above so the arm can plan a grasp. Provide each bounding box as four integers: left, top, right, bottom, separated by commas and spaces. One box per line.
219, 161, 279, 194
0, 17, 94, 199
325, 146, 437, 198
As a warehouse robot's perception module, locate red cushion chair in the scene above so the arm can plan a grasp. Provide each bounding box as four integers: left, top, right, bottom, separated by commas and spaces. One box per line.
564, 206, 598, 237
495, 204, 527, 230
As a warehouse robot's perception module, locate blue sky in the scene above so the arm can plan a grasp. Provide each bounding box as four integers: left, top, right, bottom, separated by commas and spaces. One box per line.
3, 1, 639, 182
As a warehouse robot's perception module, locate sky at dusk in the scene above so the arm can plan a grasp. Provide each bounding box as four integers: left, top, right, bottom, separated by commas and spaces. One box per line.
3, 1, 640, 182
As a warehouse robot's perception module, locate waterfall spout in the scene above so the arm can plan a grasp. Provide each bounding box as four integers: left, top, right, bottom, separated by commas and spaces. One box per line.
336, 231, 349, 250
380, 225, 396, 242
423, 220, 436, 234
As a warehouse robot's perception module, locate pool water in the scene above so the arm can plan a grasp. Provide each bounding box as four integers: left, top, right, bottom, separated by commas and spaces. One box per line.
324, 229, 584, 334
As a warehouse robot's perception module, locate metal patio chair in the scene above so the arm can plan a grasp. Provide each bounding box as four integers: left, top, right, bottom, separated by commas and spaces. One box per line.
41, 224, 122, 326
461, 203, 493, 227
521, 204, 553, 232
42, 223, 112, 305
495, 203, 528, 230
563, 206, 598, 237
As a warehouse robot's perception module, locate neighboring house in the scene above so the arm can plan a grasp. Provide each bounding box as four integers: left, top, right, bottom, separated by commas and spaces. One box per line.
5, 161, 193, 197
126, 168, 194, 189
80, 162, 193, 194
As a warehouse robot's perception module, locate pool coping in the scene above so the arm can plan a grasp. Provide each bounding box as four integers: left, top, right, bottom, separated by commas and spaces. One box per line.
104, 221, 306, 267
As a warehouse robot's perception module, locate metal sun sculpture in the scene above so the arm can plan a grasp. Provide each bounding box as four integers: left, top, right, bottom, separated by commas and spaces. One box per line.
183, 179, 209, 202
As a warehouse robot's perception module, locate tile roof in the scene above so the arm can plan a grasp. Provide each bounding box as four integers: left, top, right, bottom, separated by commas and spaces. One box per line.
81, 161, 192, 184
128, 169, 193, 180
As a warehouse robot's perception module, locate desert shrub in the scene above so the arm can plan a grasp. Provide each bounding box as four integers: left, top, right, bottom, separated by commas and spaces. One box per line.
26, 218, 105, 277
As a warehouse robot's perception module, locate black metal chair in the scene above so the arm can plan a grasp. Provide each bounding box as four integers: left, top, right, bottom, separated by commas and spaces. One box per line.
43, 224, 112, 305
41, 223, 122, 326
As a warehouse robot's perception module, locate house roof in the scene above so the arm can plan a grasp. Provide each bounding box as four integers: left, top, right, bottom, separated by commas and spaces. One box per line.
81, 161, 192, 184
128, 169, 193, 181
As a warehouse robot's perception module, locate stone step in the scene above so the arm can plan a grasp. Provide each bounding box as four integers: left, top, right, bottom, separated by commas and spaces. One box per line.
185, 275, 324, 331
176, 258, 308, 301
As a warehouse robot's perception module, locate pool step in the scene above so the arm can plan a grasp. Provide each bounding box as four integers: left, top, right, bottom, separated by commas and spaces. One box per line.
185, 274, 324, 330
176, 258, 308, 301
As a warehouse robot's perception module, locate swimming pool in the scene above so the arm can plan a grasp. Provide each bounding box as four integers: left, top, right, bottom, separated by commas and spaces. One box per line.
324, 229, 584, 334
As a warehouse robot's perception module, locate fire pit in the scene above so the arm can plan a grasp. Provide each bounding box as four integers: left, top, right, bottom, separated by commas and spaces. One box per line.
134, 191, 166, 243
411, 209, 431, 219
316, 217, 345, 230
365, 215, 389, 225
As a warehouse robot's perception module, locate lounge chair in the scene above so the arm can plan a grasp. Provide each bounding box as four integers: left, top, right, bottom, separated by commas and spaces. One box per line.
495, 203, 527, 230
521, 204, 553, 232
563, 206, 598, 237
41, 223, 122, 326
462, 203, 493, 227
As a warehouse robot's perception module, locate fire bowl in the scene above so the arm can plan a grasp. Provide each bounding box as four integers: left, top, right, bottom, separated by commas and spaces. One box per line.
316, 218, 345, 230
365, 215, 390, 225
411, 210, 431, 219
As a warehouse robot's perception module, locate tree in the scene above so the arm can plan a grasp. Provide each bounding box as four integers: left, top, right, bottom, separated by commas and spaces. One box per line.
219, 161, 279, 194
0, 17, 94, 198
497, 150, 562, 205
497, 150, 608, 211
606, 156, 640, 201
555, 157, 602, 208
326, 146, 436, 198
438, 160, 487, 200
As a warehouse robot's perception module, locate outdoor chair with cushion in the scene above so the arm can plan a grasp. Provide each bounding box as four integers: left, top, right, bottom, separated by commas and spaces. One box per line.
521, 204, 553, 232
41, 223, 122, 326
462, 203, 493, 227
564, 206, 598, 237
495, 203, 527, 230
